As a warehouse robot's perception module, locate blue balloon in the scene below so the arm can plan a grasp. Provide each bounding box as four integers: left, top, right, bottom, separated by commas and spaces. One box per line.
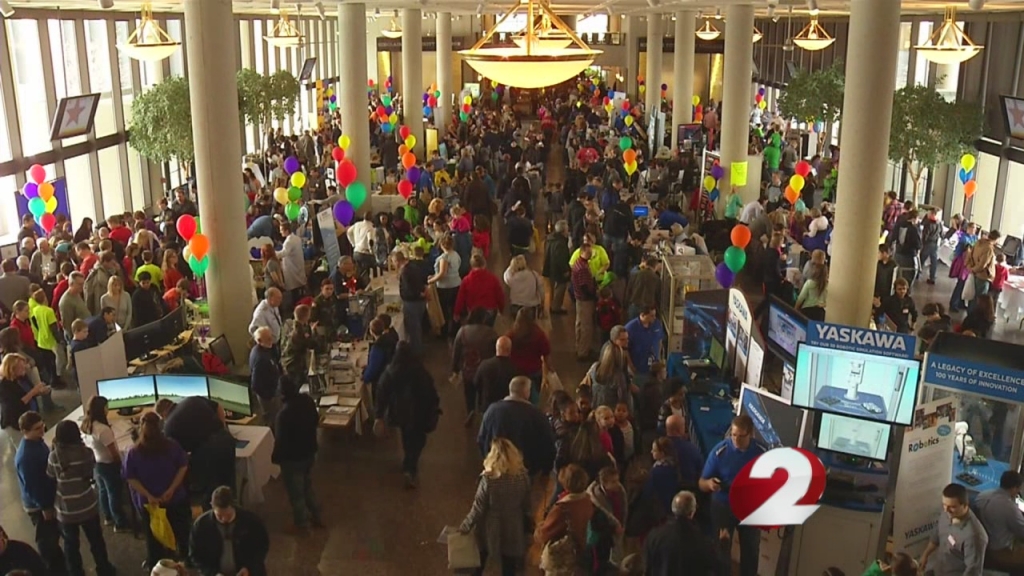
958, 167, 974, 184
382, 123, 393, 133
709, 190, 720, 202
607, 90, 614, 98
423, 105, 432, 116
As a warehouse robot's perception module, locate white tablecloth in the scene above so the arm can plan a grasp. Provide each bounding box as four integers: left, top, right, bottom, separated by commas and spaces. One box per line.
999, 276, 1024, 324
369, 193, 407, 215
50, 407, 278, 505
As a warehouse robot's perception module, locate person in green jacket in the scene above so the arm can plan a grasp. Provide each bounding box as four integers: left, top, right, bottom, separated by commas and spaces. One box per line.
724, 186, 744, 221
860, 551, 917, 576
402, 196, 422, 227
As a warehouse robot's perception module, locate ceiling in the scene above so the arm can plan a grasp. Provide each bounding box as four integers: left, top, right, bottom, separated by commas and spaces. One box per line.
5, 0, 1024, 18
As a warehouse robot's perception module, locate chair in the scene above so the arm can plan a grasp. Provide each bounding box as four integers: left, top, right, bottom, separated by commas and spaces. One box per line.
208, 335, 235, 367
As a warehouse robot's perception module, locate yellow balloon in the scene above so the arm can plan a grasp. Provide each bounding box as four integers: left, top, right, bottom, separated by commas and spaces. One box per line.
463, 95, 472, 105
789, 174, 805, 192
389, 112, 398, 124
290, 171, 306, 188
604, 104, 613, 113
338, 134, 351, 151
625, 162, 637, 176
624, 116, 634, 127
274, 187, 290, 205
405, 135, 417, 149
639, 85, 646, 94
44, 196, 57, 214
960, 154, 976, 171
692, 95, 700, 107
758, 100, 767, 110
704, 176, 716, 192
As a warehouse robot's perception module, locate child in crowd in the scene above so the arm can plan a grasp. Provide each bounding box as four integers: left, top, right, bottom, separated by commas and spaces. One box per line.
591, 406, 615, 455
920, 302, 952, 334
67, 319, 91, 384
412, 226, 433, 255
991, 252, 1009, 309
641, 361, 668, 432
449, 206, 471, 234
611, 402, 641, 473
657, 378, 686, 436
861, 551, 917, 576
596, 287, 622, 343
882, 277, 917, 334
546, 390, 572, 431
587, 466, 628, 574
576, 383, 593, 421
163, 278, 190, 312
471, 215, 491, 259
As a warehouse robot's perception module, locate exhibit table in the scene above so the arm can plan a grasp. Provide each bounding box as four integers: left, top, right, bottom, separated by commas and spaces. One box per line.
369, 193, 407, 215
685, 392, 736, 458
308, 342, 372, 434
997, 275, 1024, 325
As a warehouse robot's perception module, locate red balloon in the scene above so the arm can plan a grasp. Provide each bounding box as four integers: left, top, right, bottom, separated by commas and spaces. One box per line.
622, 101, 630, 111
795, 160, 812, 178
462, 103, 471, 113
176, 215, 197, 242
376, 105, 386, 116
337, 160, 357, 187
40, 213, 56, 233
397, 180, 413, 199
331, 147, 345, 162
399, 126, 411, 140
368, 79, 375, 87
428, 96, 437, 107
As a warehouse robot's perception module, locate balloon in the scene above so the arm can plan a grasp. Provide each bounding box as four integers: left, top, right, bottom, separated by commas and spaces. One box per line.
428, 96, 437, 107
27, 197, 45, 218
176, 214, 197, 241
758, 87, 766, 95
398, 144, 409, 156
624, 116, 634, 127
434, 90, 441, 98
22, 182, 38, 199
290, 172, 306, 188
337, 160, 357, 187
622, 101, 630, 111
625, 161, 638, 176
703, 176, 716, 192
789, 174, 805, 192
382, 122, 393, 133
376, 105, 386, 117
423, 106, 432, 116
368, 79, 375, 87
274, 187, 290, 205
639, 85, 646, 94
619, 137, 633, 151
660, 83, 668, 91
710, 165, 725, 181
715, 262, 734, 288
758, 100, 767, 110
189, 233, 210, 260
692, 95, 700, 107
491, 92, 499, 102
382, 95, 392, 107
958, 167, 974, 184
37, 182, 54, 202
331, 147, 345, 162
724, 246, 747, 273
188, 255, 209, 277
709, 189, 720, 202
784, 187, 799, 205
388, 112, 398, 124
397, 180, 414, 199
402, 152, 416, 169
346, 182, 368, 209
288, 186, 302, 202
40, 213, 56, 233
339, 135, 351, 151
44, 196, 56, 214
405, 135, 417, 149
795, 161, 812, 177
333, 200, 354, 225
285, 202, 301, 221
731, 225, 752, 248
399, 126, 411, 139
623, 149, 637, 164
755, 94, 763, 103
462, 103, 471, 113
459, 112, 469, 122
28, 164, 45, 184
407, 167, 421, 185
284, 156, 301, 174
960, 154, 976, 171
463, 95, 472, 105
964, 180, 978, 198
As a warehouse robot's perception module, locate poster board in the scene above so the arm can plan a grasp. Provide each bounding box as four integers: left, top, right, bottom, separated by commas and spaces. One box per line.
316, 207, 341, 268
728, 288, 753, 381
75, 330, 128, 406
746, 339, 765, 389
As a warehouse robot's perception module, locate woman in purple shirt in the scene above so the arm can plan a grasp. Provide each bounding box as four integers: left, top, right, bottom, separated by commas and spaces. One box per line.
123, 412, 191, 570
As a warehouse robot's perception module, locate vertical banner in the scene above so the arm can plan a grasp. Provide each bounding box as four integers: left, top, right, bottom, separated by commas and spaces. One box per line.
316, 80, 326, 129
729, 289, 753, 381
892, 397, 956, 556
746, 339, 765, 388
316, 207, 341, 268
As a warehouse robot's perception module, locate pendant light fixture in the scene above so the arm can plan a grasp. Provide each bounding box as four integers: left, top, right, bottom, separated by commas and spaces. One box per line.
381, 12, 403, 39
915, 6, 983, 65
695, 18, 721, 41
117, 3, 181, 62
792, 9, 834, 51
512, 12, 573, 51
265, 9, 304, 48
753, 27, 763, 43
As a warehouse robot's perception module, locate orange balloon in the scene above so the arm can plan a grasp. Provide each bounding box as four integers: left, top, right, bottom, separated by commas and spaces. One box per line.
623, 149, 637, 164
730, 224, 752, 248
398, 144, 409, 156
784, 187, 799, 205
402, 152, 416, 170
38, 182, 55, 202
964, 180, 977, 199
189, 233, 210, 261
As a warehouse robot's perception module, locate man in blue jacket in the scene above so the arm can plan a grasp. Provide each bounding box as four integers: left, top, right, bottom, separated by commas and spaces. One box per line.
477, 376, 555, 477
14, 411, 65, 573
249, 326, 282, 431
625, 306, 666, 381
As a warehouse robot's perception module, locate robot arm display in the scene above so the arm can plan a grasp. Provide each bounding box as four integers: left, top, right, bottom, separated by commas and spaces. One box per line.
955, 421, 977, 465
844, 360, 865, 401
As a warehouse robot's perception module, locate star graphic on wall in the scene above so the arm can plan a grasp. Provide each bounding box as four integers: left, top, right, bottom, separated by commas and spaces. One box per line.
62, 98, 89, 130
1009, 98, 1024, 138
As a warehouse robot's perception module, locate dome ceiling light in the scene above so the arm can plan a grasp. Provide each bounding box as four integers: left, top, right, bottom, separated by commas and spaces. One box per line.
792, 9, 835, 51
117, 3, 180, 62
915, 6, 983, 65
753, 26, 763, 43
695, 18, 721, 41
265, 9, 303, 48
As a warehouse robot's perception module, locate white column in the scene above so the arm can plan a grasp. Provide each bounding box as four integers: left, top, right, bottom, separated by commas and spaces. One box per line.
436, 13, 453, 129
402, 9, 424, 155
671, 11, 696, 154
644, 16, 663, 119
182, 0, 252, 359
827, 0, 901, 328
625, 16, 640, 99
338, 4, 372, 196
719, 4, 754, 195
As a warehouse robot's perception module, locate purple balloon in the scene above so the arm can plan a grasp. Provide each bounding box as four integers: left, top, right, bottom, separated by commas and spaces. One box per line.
660, 83, 668, 91
758, 87, 766, 95
710, 165, 725, 181
715, 262, 735, 288
422, 93, 430, 103
284, 156, 301, 175
22, 182, 38, 199
333, 200, 355, 225
385, 106, 393, 115
407, 166, 421, 185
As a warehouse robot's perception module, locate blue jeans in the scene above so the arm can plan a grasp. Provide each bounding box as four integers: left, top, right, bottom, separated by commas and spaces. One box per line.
920, 245, 939, 281
402, 299, 427, 353
60, 515, 115, 576
94, 462, 127, 528
950, 277, 967, 311
711, 499, 760, 576
280, 458, 321, 528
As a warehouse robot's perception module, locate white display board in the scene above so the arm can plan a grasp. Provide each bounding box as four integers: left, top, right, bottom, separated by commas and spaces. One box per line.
75, 330, 128, 406
316, 207, 341, 268
729, 289, 753, 381
746, 339, 765, 389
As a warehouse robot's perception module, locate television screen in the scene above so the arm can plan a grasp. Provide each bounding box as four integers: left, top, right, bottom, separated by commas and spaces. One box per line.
161, 307, 186, 337
123, 320, 163, 361
767, 300, 806, 360
299, 57, 317, 82
633, 205, 650, 218
49, 94, 101, 141
1000, 95, 1024, 140
155, 374, 209, 403
98, 375, 156, 410
710, 337, 725, 369
792, 342, 921, 426
208, 377, 252, 417
816, 413, 891, 461
739, 384, 806, 449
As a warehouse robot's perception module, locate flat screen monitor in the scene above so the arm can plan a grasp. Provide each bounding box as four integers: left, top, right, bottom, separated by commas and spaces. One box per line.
123, 320, 162, 361
767, 299, 807, 361
207, 377, 253, 417
161, 307, 185, 338
155, 374, 209, 403
738, 384, 807, 449
709, 337, 725, 369
299, 57, 317, 82
792, 342, 921, 426
50, 94, 101, 140
97, 375, 157, 410
816, 413, 891, 461
633, 205, 650, 218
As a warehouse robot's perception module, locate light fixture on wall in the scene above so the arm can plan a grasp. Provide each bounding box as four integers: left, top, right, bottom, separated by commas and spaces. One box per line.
314, 1, 326, 21
458, 0, 601, 89
97, 0, 114, 8
117, 3, 181, 61
915, 6, 983, 64
695, 18, 721, 41
753, 27, 763, 43
0, 0, 13, 17
265, 9, 304, 48
791, 9, 834, 51
380, 18, 403, 38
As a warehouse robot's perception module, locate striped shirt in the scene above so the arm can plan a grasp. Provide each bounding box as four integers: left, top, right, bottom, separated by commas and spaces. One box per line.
46, 443, 99, 524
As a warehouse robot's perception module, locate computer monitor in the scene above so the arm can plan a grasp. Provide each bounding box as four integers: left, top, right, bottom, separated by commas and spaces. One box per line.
766, 297, 807, 362
709, 337, 725, 369
97, 375, 157, 413
816, 413, 891, 461
155, 374, 209, 403
123, 320, 163, 361
207, 377, 253, 418
161, 307, 186, 339
633, 205, 650, 218
738, 384, 807, 449
299, 57, 317, 82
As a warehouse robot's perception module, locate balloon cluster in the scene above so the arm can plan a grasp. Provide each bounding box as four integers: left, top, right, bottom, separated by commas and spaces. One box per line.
325, 86, 338, 112
692, 95, 702, 123
176, 215, 209, 276
660, 83, 668, 102
332, 135, 368, 225
372, 82, 399, 134
273, 156, 307, 222
22, 164, 58, 233
703, 162, 725, 202
754, 86, 767, 110
717, 224, 751, 288
763, 132, 782, 172
489, 82, 501, 103
785, 161, 812, 205
397, 126, 419, 200
422, 82, 440, 118
959, 154, 977, 199
459, 94, 473, 123
620, 136, 637, 177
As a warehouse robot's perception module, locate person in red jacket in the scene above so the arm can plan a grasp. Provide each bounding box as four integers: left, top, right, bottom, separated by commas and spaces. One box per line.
454, 253, 504, 327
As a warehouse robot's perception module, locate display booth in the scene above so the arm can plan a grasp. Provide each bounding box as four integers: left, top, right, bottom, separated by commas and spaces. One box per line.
758, 295, 808, 401
660, 254, 718, 353
726, 288, 754, 381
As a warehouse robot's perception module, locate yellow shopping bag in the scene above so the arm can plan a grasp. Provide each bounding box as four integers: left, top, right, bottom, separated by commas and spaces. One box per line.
145, 503, 177, 551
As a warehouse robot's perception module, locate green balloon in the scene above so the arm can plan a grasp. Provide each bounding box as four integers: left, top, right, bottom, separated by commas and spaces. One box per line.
460, 112, 469, 122
288, 186, 302, 202
491, 92, 498, 101
28, 197, 45, 217
724, 246, 747, 273
434, 90, 441, 98
188, 254, 209, 277
346, 182, 368, 210
382, 95, 392, 107
285, 202, 301, 221
619, 137, 633, 152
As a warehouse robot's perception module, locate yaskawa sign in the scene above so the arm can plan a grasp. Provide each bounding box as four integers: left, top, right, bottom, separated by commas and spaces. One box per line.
808, 320, 917, 360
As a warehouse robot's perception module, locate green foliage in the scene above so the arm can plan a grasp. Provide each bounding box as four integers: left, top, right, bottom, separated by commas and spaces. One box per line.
237, 69, 301, 132
128, 76, 194, 164
888, 84, 984, 191
777, 61, 845, 124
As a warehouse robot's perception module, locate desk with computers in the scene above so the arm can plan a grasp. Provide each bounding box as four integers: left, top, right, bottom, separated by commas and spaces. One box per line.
98, 373, 255, 423
123, 307, 192, 369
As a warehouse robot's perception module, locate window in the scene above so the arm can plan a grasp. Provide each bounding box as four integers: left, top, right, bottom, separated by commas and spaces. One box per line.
63, 155, 96, 225
0, 176, 17, 237
914, 22, 934, 87
49, 20, 83, 101
98, 146, 125, 217
0, 81, 11, 162
126, 143, 147, 210
85, 20, 117, 137
167, 20, 184, 77
895, 22, 912, 88
254, 20, 265, 73
496, 14, 527, 34
115, 21, 136, 126
7, 19, 51, 156
577, 14, 609, 35
957, 151, 999, 230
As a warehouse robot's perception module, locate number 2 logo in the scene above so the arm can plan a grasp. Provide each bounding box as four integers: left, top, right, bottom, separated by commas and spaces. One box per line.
729, 447, 827, 528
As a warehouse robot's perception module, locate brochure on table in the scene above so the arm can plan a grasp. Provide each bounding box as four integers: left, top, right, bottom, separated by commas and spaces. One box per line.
727, 289, 753, 381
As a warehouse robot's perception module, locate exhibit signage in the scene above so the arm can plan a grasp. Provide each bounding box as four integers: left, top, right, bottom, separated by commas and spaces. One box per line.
729, 289, 753, 381
892, 398, 956, 556
924, 353, 1024, 404
316, 207, 341, 270
746, 339, 764, 389
807, 321, 916, 360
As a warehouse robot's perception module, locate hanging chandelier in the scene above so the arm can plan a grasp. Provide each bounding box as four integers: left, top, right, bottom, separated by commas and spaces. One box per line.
753, 27, 763, 43
792, 9, 835, 51
695, 18, 721, 41
381, 17, 403, 39
265, 10, 304, 48
458, 0, 601, 89
117, 3, 180, 62
915, 6, 983, 65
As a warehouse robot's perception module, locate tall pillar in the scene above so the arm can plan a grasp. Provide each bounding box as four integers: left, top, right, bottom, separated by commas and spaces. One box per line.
436, 13, 453, 130
338, 4, 372, 195
182, 0, 252, 359
671, 11, 696, 154
718, 5, 754, 195
625, 16, 640, 99
402, 9, 424, 155
827, 0, 901, 328
644, 16, 663, 119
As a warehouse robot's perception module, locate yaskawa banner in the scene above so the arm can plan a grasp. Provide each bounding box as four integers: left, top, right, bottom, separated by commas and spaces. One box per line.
807, 321, 917, 360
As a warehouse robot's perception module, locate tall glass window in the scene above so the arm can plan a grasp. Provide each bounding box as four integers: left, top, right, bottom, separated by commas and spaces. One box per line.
63, 155, 96, 225
7, 19, 51, 156
126, 144, 147, 210
115, 21, 136, 126
167, 20, 184, 77
0, 176, 17, 236
98, 146, 125, 217
0, 82, 11, 162
254, 20, 265, 73
496, 14, 527, 33
85, 20, 117, 137
577, 14, 609, 35
895, 22, 912, 88
914, 22, 934, 87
